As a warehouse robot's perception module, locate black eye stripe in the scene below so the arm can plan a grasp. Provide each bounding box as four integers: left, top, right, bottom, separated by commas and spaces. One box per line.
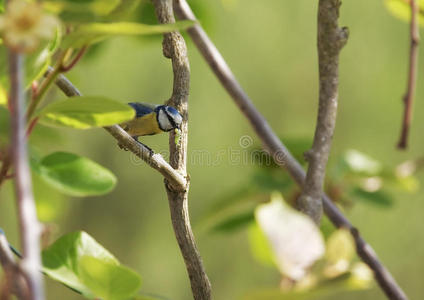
166, 111, 177, 128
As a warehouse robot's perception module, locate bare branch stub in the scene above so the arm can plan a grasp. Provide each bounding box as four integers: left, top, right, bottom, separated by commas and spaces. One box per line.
173, 1, 408, 299
397, 0, 420, 149
152, 1, 212, 299
297, 0, 348, 224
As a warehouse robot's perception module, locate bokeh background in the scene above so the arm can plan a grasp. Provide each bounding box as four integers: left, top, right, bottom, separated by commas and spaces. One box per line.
1, 0, 424, 299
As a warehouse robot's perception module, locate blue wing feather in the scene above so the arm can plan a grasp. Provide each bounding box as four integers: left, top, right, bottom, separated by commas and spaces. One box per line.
128, 102, 156, 118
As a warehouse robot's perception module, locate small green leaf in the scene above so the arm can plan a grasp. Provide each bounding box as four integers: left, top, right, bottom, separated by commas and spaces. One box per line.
79, 256, 142, 300
42, 231, 119, 297
38, 96, 135, 129
385, 0, 424, 26
34, 151, 117, 197
62, 20, 195, 48
350, 187, 394, 207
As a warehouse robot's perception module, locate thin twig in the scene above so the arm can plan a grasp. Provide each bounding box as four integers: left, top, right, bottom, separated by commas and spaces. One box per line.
9, 51, 45, 300
397, 0, 420, 149
60, 46, 88, 73
173, 1, 408, 299
51, 70, 188, 191
297, 0, 348, 224
152, 1, 212, 299
0, 231, 28, 299
26, 51, 67, 121
0, 151, 12, 187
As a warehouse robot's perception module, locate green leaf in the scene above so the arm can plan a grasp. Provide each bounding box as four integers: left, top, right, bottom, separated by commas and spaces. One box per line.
33, 173, 67, 222
385, 0, 424, 26
78, 256, 142, 300
34, 151, 117, 197
210, 209, 255, 233
38, 96, 135, 129
42, 231, 119, 297
62, 20, 195, 48
350, 187, 394, 207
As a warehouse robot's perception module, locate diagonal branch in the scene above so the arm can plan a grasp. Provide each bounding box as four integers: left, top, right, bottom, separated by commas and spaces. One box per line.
152, 1, 212, 299
9, 51, 45, 300
397, 0, 420, 149
297, 0, 348, 224
51, 70, 188, 191
173, 1, 408, 299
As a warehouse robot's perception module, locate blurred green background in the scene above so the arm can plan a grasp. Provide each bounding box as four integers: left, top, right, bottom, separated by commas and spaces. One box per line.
1, 0, 424, 299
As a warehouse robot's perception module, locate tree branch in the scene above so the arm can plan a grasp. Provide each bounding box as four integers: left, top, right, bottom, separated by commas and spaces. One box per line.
52, 61, 210, 298
397, 0, 420, 149
0, 230, 28, 300
152, 1, 212, 299
9, 51, 45, 300
297, 0, 348, 224
51, 70, 188, 191
173, 1, 408, 299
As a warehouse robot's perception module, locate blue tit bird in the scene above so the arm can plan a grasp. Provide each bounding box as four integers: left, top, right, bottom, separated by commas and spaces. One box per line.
120, 102, 183, 139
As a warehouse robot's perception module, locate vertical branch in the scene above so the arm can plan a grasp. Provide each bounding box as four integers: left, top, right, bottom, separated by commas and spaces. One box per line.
152, 1, 212, 299
8, 51, 45, 300
297, 0, 348, 224
397, 0, 420, 149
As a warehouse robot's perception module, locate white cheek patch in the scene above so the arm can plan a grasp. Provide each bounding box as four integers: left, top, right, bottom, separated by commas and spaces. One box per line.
158, 109, 173, 131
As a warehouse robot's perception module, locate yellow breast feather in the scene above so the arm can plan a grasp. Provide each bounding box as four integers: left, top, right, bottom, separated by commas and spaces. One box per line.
121, 112, 162, 137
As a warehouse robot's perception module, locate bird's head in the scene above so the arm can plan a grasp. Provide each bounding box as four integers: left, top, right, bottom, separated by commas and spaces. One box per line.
156, 105, 183, 132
